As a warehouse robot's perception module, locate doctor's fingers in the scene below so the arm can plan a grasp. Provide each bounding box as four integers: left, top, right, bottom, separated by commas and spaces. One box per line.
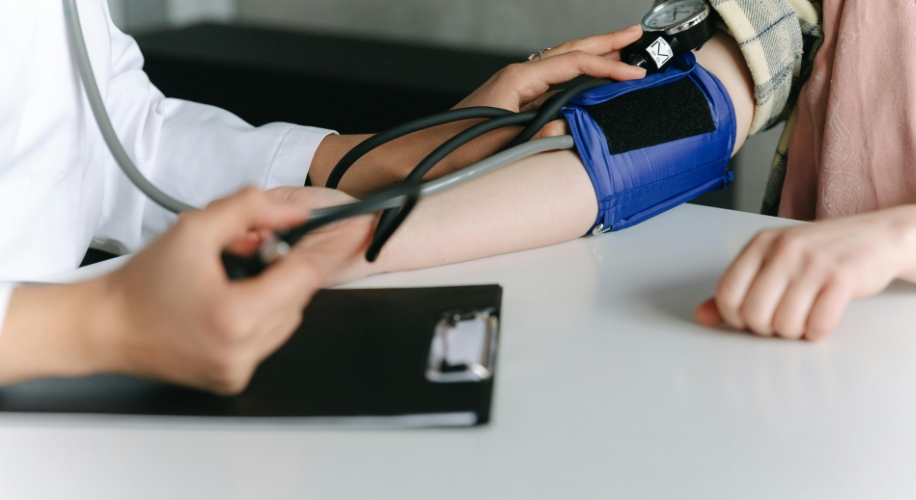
266, 186, 357, 212
540, 25, 643, 60
202, 310, 303, 396
714, 229, 782, 332
513, 51, 646, 103
533, 49, 646, 83
188, 187, 308, 251
230, 215, 373, 305
231, 251, 326, 319
221, 226, 370, 362
519, 89, 559, 112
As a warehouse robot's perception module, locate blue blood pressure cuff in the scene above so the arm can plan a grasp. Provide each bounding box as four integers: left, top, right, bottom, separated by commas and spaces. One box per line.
561, 53, 736, 234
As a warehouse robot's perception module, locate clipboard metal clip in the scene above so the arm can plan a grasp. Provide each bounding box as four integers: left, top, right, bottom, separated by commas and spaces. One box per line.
426, 308, 499, 384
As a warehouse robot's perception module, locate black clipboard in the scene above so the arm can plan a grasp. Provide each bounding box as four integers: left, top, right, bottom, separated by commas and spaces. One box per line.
0, 285, 502, 427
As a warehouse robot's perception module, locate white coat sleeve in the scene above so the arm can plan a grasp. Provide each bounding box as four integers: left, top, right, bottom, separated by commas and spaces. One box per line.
92, 6, 335, 253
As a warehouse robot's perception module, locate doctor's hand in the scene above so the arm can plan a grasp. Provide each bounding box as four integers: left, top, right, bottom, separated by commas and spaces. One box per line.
453, 25, 646, 142
265, 186, 377, 285
308, 26, 646, 195
694, 206, 916, 341
456, 25, 646, 116
415, 26, 647, 181
0, 187, 373, 394
100, 187, 374, 394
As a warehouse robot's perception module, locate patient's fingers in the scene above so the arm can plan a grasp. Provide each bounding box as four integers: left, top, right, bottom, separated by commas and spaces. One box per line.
541, 25, 643, 59
805, 276, 855, 341
714, 230, 780, 331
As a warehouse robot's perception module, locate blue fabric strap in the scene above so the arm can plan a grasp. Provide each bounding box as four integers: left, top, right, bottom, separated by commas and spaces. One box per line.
561, 53, 736, 233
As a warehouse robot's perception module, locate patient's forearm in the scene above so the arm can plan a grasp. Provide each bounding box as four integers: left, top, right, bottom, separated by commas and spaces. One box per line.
364, 149, 598, 274
0, 282, 109, 384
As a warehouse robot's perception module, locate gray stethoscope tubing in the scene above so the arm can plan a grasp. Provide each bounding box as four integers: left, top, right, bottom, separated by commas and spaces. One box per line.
63, 0, 575, 264
308, 134, 574, 219
63, 0, 196, 214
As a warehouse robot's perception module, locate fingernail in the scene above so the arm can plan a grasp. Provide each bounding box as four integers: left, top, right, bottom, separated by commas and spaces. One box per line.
626, 24, 642, 33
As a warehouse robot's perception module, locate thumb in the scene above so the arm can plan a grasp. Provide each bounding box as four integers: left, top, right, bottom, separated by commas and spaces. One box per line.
191, 187, 308, 251
695, 298, 724, 327
233, 215, 375, 309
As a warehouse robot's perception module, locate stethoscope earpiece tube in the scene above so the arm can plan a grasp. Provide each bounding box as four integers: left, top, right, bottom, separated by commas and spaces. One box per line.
63, 0, 196, 215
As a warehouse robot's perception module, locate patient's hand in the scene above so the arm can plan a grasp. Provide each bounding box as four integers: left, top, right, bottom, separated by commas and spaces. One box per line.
696, 206, 916, 340
0, 187, 376, 394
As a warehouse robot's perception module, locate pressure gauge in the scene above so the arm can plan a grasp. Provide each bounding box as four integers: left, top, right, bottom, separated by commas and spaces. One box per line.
620, 0, 717, 74
643, 0, 711, 33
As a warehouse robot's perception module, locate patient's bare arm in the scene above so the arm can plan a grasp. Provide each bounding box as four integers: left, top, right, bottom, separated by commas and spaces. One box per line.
335, 31, 755, 280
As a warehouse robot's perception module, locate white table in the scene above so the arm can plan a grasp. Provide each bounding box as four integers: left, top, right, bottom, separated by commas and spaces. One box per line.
3, 204, 916, 500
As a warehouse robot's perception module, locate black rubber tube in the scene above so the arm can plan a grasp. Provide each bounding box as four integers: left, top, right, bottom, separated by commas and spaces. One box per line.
366, 112, 538, 259
325, 107, 515, 189
404, 112, 538, 183
280, 183, 417, 244
501, 77, 614, 151
364, 185, 421, 263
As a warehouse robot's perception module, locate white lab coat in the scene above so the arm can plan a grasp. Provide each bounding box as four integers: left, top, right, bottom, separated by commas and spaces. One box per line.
0, 1, 333, 327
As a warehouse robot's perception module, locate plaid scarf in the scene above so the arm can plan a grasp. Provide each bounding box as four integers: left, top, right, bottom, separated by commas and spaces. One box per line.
655, 0, 824, 214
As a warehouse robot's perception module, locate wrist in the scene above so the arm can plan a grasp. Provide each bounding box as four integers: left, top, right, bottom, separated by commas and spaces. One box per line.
76, 275, 132, 375
0, 279, 119, 384
309, 134, 369, 188
311, 134, 406, 196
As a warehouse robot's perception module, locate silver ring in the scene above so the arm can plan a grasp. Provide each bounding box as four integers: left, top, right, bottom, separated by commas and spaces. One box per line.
527, 47, 552, 61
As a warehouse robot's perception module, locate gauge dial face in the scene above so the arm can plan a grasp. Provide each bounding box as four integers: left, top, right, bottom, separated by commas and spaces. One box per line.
643, 0, 709, 31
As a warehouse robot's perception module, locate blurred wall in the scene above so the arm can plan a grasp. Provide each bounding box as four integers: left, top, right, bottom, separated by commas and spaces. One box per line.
107, 0, 236, 32
734, 126, 783, 213
237, 0, 653, 55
